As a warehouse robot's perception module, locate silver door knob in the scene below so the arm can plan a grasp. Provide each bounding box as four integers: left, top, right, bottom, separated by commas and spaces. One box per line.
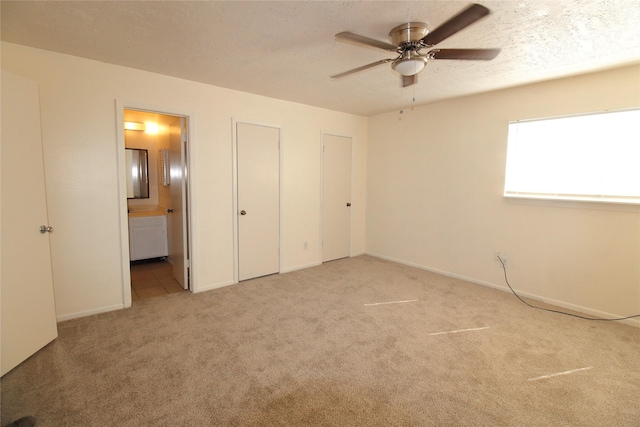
240, 210, 247, 215
39, 225, 53, 234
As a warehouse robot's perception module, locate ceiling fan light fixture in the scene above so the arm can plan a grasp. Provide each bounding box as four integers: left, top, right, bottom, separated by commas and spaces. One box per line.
393, 57, 425, 76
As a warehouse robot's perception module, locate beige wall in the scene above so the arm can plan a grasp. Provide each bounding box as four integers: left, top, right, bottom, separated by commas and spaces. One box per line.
367, 64, 640, 326
4, 40, 638, 325
2, 42, 368, 320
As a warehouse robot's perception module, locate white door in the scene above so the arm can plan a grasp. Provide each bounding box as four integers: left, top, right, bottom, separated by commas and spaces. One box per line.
1, 70, 58, 376
322, 134, 352, 262
237, 123, 280, 281
168, 117, 189, 289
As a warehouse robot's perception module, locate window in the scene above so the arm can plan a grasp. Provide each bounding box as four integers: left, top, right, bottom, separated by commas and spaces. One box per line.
504, 108, 640, 205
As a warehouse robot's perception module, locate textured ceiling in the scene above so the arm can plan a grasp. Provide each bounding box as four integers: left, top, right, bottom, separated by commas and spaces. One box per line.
2, 1, 639, 116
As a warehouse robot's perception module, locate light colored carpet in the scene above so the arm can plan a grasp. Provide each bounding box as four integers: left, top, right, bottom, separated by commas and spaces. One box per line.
2, 255, 639, 426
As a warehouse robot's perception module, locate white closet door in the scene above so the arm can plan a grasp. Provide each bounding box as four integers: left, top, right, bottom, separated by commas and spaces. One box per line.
322, 134, 352, 262
1, 70, 58, 376
237, 123, 280, 281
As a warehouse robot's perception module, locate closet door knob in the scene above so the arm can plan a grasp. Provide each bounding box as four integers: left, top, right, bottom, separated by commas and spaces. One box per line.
240, 210, 247, 215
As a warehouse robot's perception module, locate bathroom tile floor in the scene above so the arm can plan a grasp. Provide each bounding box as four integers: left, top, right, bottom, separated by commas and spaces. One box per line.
130, 259, 185, 301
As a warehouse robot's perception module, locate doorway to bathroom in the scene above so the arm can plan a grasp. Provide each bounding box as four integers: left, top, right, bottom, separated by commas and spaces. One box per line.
118, 106, 192, 304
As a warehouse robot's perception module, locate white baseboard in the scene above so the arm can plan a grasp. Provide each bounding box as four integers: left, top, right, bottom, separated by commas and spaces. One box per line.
281, 261, 322, 274
195, 261, 325, 292
365, 251, 640, 328
56, 303, 124, 322
193, 280, 237, 293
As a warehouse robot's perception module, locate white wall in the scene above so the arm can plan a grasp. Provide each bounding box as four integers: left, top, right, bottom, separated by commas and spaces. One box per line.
367, 64, 640, 325
1, 42, 368, 320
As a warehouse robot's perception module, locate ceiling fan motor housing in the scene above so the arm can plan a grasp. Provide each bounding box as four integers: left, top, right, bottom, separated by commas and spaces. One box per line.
388, 22, 429, 47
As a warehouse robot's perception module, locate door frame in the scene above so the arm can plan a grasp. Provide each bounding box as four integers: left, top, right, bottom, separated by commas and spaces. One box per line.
116, 100, 194, 307
320, 131, 354, 262
232, 118, 284, 283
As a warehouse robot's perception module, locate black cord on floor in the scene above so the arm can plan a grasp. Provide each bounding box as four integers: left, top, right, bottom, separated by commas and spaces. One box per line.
497, 256, 640, 322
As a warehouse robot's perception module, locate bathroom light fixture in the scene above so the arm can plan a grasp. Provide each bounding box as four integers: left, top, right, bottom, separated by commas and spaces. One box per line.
124, 121, 146, 131
144, 122, 159, 135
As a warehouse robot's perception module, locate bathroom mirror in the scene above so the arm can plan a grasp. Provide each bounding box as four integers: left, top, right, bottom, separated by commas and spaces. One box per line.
125, 148, 149, 199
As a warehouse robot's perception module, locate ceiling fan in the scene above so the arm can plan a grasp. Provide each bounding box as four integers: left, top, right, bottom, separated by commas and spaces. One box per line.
330, 3, 500, 87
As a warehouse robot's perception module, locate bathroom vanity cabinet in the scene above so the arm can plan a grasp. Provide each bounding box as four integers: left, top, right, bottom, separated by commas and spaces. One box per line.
128, 215, 168, 261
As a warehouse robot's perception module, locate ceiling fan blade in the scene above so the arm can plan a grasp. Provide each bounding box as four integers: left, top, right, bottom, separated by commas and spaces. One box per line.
330, 59, 393, 79
402, 74, 417, 87
335, 31, 398, 52
422, 3, 490, 46
430, 48, 500, 60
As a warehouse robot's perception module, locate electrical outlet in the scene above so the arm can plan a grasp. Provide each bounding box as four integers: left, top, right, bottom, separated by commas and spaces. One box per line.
303, 241, 308, 250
